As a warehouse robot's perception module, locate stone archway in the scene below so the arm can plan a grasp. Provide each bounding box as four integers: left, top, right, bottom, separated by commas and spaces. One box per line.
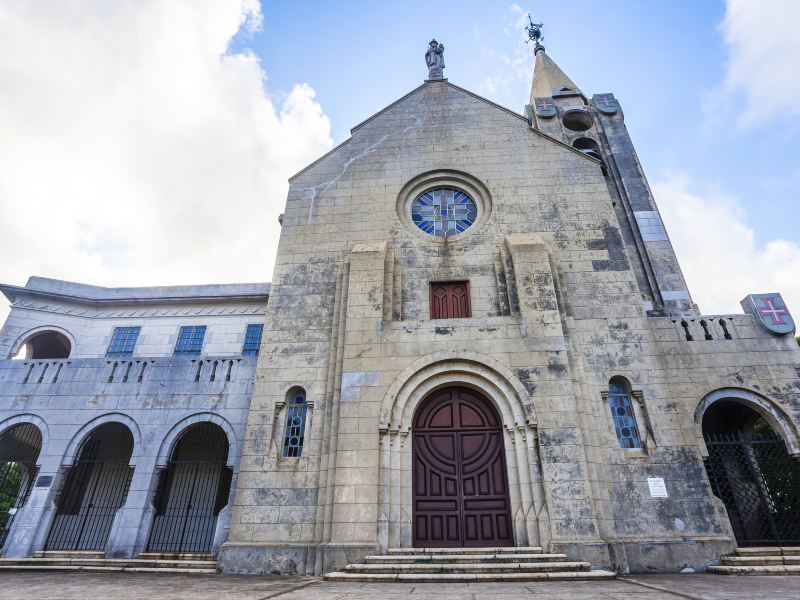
698, 392, 800, 546
46, 422, 135, 551
378, 353, 548, 552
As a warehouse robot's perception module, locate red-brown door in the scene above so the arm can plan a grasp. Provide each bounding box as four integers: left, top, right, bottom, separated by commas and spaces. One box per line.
412, 387, 513, 547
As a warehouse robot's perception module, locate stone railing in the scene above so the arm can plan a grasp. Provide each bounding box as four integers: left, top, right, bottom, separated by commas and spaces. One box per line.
649, 314, 758, 342
0, 355, 258, 391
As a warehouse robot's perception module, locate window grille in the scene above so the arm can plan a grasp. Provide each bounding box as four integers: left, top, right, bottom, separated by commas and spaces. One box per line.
430, 281, 471, 319
242, 324, 264, 356
106, 327, 141, 357
174, 326, 206, 356
282, 392, 308, 458
608, 382, 642, 449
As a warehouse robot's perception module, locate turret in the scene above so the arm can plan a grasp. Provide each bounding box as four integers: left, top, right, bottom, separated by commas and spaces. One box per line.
523, 16, 695, 316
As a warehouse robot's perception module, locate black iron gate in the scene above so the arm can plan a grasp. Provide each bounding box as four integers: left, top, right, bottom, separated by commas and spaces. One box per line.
147, 423, 232, 553
704, 431, 800, 546
46, 423, 134, 551
1, 423, 42, 551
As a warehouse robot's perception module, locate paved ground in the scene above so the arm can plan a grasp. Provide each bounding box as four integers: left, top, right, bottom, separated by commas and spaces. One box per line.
1, 571, 799, 600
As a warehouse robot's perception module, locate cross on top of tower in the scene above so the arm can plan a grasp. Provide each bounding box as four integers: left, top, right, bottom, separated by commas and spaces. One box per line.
525, 14, 544, 53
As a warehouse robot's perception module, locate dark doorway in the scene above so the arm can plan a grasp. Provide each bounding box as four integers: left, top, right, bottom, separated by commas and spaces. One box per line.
147, 423, 232, 554
413, 387, 513, 547
0, 423, 42, 552
46, 423, 134, 551
702, 400, 800, 546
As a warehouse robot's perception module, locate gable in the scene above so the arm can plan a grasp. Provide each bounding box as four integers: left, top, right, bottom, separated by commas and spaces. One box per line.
289, 80, 599, 185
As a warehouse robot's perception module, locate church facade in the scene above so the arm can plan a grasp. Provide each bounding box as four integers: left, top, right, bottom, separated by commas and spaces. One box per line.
1, 40, 799, 576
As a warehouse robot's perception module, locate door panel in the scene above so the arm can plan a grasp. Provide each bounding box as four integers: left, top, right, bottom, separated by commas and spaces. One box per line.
413, 387, 513, 547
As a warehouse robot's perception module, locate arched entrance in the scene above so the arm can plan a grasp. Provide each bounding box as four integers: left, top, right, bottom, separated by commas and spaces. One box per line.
46, 423, 134, 551
0, 423, 42, 551
147, 422, 232, 553
412, 387, 513, 547
702, 400, 800, 546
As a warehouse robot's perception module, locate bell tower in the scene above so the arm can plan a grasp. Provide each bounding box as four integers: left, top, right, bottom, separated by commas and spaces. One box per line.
524, 16, 695, 316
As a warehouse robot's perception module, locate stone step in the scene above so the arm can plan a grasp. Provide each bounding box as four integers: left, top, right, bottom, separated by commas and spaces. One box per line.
33, 551, 105, 559
0, 565, 217, 574
0, 558, 217, 569
324, 569, 617, 583
722, 555, 800, 566
387, 546, 542, 555
734, 547, 800, 557
139, 552, 214, 561
366, 553, 568, 564
708, 565, 800, 576
345, 561, 591, 574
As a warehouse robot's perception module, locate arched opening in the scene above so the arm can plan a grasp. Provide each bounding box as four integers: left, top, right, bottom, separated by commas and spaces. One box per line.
147, 422, 232, 554
562, 109, 593, 132
572, 137, 601, 160
412, 386, 513, 548
0, 423, 42, 551
13, 330, 71, 359
46, 423, 134, 551
702, 400, 800, 546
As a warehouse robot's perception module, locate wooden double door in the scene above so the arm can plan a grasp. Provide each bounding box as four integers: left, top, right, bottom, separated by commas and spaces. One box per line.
412, 387, 513, 547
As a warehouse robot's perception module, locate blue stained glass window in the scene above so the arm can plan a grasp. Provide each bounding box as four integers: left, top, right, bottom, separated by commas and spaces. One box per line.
242, 324, 264, 355
174, 325, 206, 355
106, 326, 140, 357
282, 391, 308, 458
608, 383, 642, 449
411, 187, 477, 237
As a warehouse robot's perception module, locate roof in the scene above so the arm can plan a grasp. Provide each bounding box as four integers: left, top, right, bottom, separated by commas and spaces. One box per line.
530, 48, 583, 102
0, 276, 270, 308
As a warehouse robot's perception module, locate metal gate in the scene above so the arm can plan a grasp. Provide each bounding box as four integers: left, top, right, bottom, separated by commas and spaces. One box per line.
147, 423, 231, 553
704, 431, 800, 546
46, 423, 134, 551
1, 424, 42, 551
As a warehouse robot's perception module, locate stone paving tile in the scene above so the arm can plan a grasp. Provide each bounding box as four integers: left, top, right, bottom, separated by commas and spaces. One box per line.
0, 572, 799, 600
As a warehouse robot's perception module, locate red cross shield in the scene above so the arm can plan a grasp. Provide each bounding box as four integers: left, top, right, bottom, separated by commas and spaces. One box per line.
534, 96, 557, 118
741, 293, 795, 335
592, 93, 619, 115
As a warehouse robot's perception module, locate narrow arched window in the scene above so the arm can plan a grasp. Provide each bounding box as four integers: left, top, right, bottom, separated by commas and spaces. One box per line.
608, 379, 641, 449
282, 390, 308, 458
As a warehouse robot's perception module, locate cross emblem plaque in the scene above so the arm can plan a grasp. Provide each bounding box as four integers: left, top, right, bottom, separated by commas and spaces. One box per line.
593, 93, 619, 115
741, 293, 795, 335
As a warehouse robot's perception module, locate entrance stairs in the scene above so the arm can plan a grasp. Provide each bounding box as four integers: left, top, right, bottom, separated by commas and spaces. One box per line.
708, 547, 800, 575
324, 546, 616, 582
0, 551, 218, 574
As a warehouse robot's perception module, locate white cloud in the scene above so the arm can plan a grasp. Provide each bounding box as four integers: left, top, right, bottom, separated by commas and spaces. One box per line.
654, 173, 800, 315
476, 4, 533, 98
0, 1, 332, 318
719, 0, 800, 126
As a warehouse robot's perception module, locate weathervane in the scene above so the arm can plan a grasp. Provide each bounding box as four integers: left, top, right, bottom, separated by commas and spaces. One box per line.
525, 14, 544, 51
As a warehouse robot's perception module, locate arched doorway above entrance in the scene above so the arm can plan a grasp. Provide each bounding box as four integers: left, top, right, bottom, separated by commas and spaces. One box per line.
700, 397, 800, 546
412, 387, 513, 548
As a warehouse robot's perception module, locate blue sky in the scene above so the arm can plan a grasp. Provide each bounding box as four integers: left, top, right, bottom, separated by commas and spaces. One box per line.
1, 1, 798, 318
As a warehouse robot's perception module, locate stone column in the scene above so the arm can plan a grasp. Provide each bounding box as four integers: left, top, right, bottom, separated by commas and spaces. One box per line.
105, 455, 157, 558
2, 453, 61, 557
323, 242, 386, 571
504, 234, 605, 560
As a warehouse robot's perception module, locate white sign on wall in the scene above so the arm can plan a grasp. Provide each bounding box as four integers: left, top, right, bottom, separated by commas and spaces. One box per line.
647, 477, 668, 498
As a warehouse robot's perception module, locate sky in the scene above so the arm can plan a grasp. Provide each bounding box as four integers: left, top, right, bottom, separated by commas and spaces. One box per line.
0, 0, 799, 320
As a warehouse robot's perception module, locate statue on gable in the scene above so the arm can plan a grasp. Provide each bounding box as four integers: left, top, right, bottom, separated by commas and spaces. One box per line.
425, 39, 445, 79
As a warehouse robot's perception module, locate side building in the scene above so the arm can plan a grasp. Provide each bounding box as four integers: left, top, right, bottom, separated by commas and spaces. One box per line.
0, 276, 268, 559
